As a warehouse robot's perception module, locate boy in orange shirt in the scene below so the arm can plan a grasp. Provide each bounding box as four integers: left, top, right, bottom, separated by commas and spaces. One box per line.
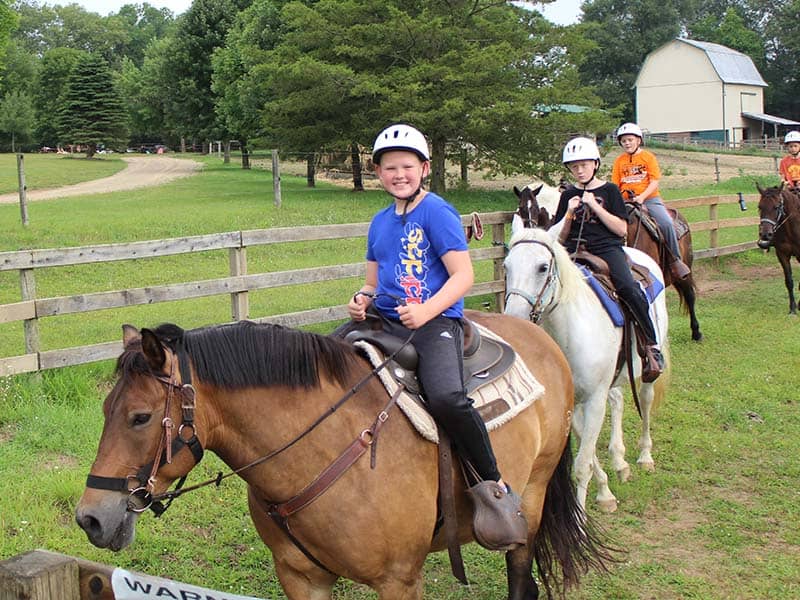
612, 123, 690, 280
779, 131, 800, 189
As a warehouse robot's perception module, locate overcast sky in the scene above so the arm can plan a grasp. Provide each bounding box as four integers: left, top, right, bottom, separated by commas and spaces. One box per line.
47, 0, 582, 25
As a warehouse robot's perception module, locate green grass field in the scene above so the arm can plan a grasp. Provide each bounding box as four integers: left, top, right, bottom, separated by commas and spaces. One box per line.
0, 152, 126, 194
1, 154, 798, 599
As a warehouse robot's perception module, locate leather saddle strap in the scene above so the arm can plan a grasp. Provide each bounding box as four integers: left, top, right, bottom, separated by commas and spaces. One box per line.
437, 427, 468, 585
271, 385, 403, 519
623, 318, 643, 417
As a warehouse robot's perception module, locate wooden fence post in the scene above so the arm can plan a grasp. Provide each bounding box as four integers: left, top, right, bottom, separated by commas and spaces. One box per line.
0, 549, 80, 600
708, 198, 719, 268
272, 149, 281, 207
20, 267, 40, 365
17, 153, 29, 226
229, 244, 249, 321
493, 222, 506, 312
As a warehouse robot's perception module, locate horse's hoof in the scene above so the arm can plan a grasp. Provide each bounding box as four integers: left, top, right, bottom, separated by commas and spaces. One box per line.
617, 465, 631, 482
597, 498, 618, 513
692, 332, 703, 342
638, 460, 655, 472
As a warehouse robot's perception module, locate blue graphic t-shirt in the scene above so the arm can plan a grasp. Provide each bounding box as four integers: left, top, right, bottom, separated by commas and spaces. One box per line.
366, 192, 467, 320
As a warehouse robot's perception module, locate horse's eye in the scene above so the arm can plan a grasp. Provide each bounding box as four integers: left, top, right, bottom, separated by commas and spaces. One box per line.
537, 264, 549, 275
131, 413, 151, 427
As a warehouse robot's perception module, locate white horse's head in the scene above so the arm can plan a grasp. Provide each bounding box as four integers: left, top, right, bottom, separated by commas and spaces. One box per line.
504, 226, 584, 321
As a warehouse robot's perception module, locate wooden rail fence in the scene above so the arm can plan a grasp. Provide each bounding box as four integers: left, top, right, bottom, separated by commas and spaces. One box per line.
0, 197, 761, 376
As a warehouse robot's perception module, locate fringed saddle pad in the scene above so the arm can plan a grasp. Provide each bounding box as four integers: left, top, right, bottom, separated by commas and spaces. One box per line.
353, 322, 544, 443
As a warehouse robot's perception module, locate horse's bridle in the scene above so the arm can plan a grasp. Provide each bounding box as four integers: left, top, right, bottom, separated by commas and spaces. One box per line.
760, 195, 788, 237
505, 238, 559, 323
84, 351, 204, 516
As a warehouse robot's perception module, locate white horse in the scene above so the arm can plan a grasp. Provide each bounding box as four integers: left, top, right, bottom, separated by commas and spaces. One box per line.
503, 224, 670, 512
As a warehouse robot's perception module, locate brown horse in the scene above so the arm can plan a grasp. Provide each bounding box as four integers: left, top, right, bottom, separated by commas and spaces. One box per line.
757, 182, 800, 314
75, 314, 613, 600
513, 184, 703, 341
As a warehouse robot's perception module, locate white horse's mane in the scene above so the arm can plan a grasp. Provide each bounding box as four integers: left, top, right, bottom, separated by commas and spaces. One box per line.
507, 226, 585, 305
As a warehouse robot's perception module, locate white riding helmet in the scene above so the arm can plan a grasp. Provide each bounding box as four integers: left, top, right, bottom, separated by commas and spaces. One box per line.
372, 124, 430, 163
562, 137, 601, 165
616, 122, 643, 142
784, 130, 800, 144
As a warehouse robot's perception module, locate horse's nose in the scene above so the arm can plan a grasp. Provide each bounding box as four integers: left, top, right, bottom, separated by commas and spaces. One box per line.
76, 508, 103, 540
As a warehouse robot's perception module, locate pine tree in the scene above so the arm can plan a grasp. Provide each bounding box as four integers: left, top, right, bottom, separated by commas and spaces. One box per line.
56, 54, 129, 158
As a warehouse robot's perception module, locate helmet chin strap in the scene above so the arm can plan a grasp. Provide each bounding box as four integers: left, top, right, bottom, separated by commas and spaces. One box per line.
397, 187, 423, 224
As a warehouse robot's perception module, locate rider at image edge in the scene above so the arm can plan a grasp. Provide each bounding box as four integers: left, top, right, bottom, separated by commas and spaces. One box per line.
612, 122, 692, 280
347, 123, 525, 549
551, 136, 665, 382
779, 130, 800, 189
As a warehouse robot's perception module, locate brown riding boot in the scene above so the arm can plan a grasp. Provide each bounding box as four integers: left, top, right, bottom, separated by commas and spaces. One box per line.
641, 345, 665, 383
670, 259, 691, 280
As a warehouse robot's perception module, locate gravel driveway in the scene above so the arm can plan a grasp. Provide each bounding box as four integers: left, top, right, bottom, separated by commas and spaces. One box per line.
0, 155, 202, 204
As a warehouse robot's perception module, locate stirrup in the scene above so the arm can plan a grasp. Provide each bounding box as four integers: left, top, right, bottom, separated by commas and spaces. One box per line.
466, 481, 527, 552
670, 259, 691, 280
642, 345, 664, 383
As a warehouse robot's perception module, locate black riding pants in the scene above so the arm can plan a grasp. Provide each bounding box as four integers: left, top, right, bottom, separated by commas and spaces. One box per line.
593, 245, 658, 345
381, 315, 501, 482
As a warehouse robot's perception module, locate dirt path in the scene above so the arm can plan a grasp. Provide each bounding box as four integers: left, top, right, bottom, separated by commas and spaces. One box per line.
0, 155, 202, 204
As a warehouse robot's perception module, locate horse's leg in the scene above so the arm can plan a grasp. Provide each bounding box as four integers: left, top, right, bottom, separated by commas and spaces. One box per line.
569, 403, 590, 509
506, 549, 538, 600
635, 382, 656, 470
606, 385, 631, 483
573, 390, 616, 512
778, 251, 796, 314
373, 578, 424, 600
674, 278, 703, 341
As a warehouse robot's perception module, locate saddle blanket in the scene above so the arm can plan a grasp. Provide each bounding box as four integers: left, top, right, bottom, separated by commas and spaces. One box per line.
354, 322, 544, 443
578, 251, 665, 330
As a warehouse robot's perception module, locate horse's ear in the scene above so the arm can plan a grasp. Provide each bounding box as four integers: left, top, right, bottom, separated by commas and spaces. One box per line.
537, 208, 551, 228
140, 328, 167, 372
532, 183, 543, 195
513, 185, 522, 198
756, 182, 764, 194
122, 324, 139, 347
511, 213, 524, 236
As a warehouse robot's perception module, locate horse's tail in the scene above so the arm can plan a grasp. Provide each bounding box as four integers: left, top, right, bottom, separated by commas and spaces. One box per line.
652, 337, 671, 412
533, 434, 623, 599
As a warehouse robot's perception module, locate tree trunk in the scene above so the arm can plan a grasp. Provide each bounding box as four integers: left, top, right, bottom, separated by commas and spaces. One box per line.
241, 141, 250, 169
430, 136, 447, 195
351, 143, 364, 192
11, 132, 15, 153
181, 137, 186, 153
306, 152, 316, 187
86, 143, 97, 159
460, 146, 468, 186
224, 140, 231, 164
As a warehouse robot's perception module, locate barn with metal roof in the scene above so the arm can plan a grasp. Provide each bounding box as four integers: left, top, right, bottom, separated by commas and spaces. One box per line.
634, 38, 799, 146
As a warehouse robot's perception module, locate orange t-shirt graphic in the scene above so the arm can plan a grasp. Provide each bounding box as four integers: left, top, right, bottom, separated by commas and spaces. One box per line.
779, 155, 800, 185
612, 150, 661, 199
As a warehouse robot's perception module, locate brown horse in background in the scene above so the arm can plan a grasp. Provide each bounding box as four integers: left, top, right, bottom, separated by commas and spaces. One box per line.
75, 315, 614, 600
757, 182, 800, 314
512, 184, 703, 341
624, 200, 702, 341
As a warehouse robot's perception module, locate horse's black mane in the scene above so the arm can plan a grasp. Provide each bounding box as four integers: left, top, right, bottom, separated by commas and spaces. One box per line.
118, 321, 360, 390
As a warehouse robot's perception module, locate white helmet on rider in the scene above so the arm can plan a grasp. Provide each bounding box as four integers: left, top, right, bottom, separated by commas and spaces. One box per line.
616, 122, 643, 143
562, 137, 601, 165
372, 124, 430, 164
784, 130, 800, 144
